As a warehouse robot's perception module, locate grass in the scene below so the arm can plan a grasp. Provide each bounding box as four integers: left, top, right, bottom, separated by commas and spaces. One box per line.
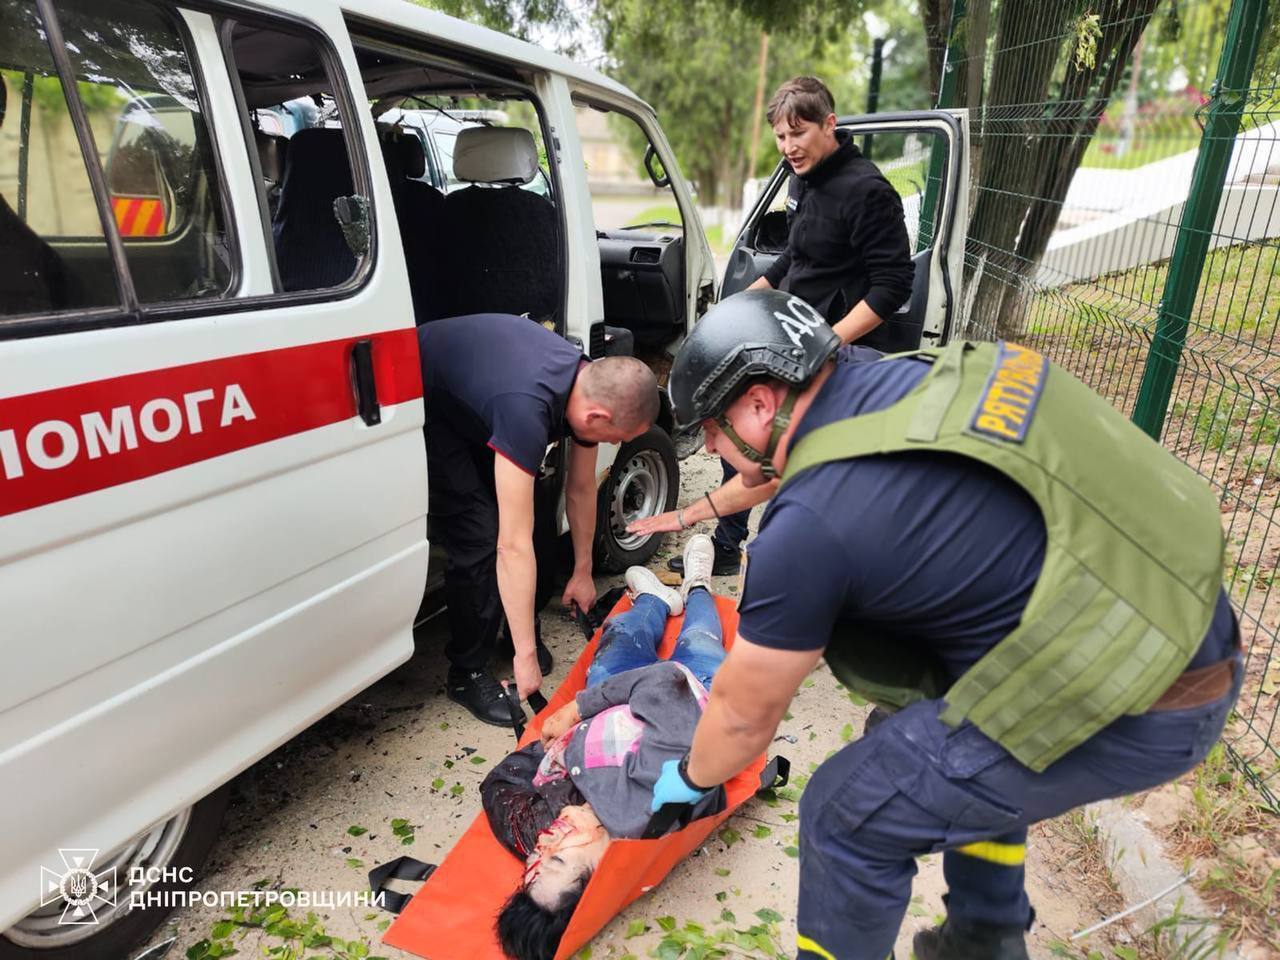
1026, 241, 1280, 344
1081, 132, 1202, 170
881, 158, 929, 198
1164, 744, 1280, 950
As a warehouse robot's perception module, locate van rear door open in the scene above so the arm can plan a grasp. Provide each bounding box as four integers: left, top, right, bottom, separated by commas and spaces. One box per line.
0, 0, 426, 937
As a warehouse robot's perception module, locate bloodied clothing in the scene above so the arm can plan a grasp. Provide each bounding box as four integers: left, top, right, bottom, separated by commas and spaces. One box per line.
481, 591, 726, 853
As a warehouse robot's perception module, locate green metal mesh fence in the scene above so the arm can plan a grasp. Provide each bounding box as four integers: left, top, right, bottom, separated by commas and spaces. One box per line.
931, 0, 1280, 807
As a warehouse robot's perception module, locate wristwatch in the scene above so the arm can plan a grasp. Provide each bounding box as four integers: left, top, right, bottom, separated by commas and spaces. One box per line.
677, 751, 713, 792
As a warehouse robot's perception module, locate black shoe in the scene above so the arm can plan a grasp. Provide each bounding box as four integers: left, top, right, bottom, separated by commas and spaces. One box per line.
447, 668, 512, 727
666, 540, 740, 576
912, 918, 1030, 960
500, 617, 553, 674
863, 705, 893, 735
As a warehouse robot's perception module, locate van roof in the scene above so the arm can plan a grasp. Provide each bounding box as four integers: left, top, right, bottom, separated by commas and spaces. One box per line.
340, 0, 651, 111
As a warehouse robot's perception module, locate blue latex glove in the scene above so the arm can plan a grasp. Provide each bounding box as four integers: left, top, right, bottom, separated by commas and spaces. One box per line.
651, 757, 709, 813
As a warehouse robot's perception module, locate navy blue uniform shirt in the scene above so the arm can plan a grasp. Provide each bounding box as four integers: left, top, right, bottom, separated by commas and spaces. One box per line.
738, 347, 1237, 678
418, 313, 589, 476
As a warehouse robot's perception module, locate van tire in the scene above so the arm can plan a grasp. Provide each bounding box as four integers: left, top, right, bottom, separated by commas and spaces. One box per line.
594, 427, 679, 573
0, 785, 231, 960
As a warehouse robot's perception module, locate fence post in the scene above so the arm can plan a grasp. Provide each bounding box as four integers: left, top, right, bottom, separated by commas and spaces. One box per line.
919, 0, 965, 252
863, 37, 885, 159
1129, 0, 1269, 440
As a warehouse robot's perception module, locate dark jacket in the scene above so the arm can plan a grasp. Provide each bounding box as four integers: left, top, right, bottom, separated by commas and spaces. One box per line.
762, 130, 913, 350
480, 743, 585, 858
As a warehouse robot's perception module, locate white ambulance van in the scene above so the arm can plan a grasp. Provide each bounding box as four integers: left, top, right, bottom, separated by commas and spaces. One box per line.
0, 0, 968, 954
0, 0, 719, 954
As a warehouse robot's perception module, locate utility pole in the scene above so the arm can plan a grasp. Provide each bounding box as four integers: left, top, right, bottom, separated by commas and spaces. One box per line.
746, 31, 771, 193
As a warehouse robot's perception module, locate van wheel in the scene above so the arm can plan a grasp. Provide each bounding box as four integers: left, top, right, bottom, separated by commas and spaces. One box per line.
595, 427, 679, 573
0, 785, 231, 960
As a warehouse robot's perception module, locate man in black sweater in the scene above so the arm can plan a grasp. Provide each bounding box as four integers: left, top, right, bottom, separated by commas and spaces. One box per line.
671, 75, 914, 576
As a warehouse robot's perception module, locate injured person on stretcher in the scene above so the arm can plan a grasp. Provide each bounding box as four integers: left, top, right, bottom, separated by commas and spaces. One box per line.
481, 535, 721, 960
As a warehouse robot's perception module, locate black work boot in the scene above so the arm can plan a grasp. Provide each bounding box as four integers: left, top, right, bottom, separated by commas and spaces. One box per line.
666, 539, 740, 576
912, 917, 1031, 960
500, 617, 554, 674
447, 667, 511, 726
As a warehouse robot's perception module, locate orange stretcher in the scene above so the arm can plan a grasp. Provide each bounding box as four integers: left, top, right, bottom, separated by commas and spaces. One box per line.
379, 592, 787, 960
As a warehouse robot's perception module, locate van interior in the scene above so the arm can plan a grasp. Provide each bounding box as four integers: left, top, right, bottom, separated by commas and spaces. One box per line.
230, 24, 690, 352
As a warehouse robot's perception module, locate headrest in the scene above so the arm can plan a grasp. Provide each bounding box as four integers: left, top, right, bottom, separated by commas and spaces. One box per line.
379, 128, 426, 180
452, 126, 538, 185
277, 128, 353, 200
255, 128, 287, 184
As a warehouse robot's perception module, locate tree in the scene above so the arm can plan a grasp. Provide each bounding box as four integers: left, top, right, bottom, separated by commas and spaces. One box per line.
592, 0, 868, 210
928, 0, 1169, 334
408, 0, 582, 52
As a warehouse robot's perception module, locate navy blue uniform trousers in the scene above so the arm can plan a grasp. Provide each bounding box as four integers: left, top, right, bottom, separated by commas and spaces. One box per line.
794, 658, 1243, 960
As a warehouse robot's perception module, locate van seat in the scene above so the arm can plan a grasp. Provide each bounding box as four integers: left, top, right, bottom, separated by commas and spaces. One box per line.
379, 129, 450, 321
443, 127, 558, 321
272, 128, 358, 291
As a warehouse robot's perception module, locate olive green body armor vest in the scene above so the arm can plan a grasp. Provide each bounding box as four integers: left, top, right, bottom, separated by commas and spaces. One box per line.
779, 341, 1224, 771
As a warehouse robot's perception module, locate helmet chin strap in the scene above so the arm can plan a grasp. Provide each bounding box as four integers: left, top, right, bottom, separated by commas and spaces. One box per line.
715, 388, 798, 481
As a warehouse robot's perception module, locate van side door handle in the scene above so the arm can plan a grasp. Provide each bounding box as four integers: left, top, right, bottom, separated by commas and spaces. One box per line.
350, 339, 381, 426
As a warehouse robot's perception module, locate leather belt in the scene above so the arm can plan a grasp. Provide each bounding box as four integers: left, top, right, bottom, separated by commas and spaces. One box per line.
1148, 652, 1239, 712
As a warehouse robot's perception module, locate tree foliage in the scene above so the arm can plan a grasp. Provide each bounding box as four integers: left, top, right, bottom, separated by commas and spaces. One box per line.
407, 0, 583, 52
926, 0, 1169, 334
592, 0, 877, 209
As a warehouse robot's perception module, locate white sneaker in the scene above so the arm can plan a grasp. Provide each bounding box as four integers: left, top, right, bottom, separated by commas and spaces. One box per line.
625, 566, 683, 617
681, 534, 716, 602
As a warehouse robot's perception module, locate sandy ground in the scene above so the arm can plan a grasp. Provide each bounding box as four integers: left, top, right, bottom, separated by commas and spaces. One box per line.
138, 452, 1104, 960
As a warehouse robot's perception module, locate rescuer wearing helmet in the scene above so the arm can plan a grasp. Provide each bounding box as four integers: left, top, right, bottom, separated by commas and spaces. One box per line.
664, 76, 914, 578
648, 289, 1242, 959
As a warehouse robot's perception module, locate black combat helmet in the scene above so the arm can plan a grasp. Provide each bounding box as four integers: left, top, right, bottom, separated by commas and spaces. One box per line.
669, 289, 840, 478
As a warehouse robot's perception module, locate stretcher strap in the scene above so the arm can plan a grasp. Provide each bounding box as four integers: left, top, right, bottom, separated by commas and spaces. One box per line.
367, 856, 437, 914
640, 754, 790, 840
508, 689, 549, 741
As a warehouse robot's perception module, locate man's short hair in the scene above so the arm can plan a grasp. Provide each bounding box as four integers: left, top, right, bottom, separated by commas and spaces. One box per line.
766, 76, 836, 127
496, 873, 590, 960
579, 357, 660, 432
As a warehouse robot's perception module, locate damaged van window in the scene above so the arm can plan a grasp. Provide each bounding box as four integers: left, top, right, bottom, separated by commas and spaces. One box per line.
227, 20, 368, 293
58, 0, 233, 303
349, 39, 563, 325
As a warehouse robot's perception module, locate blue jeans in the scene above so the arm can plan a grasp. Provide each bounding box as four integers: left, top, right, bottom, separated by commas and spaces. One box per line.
585, 589, 725, 690
714, 460, 751, 552
794, 658, 1244, 960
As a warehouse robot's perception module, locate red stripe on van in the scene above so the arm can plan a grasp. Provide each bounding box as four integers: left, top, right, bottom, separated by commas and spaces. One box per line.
0, 328, 422, 519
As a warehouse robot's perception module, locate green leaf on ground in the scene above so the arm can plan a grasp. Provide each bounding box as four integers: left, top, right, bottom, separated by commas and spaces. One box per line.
347, 825, 369, 837
346, 858, 364, 869
656, 916, 677, 932
840, 723, 853, 742
784, 846, 799, 857
431, 778, 445, 790
718, 827, 741, 848
755, 908, 783, 923
625, 919, 647, 938
714, 867, 731, 877
752, 825, 772, 839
